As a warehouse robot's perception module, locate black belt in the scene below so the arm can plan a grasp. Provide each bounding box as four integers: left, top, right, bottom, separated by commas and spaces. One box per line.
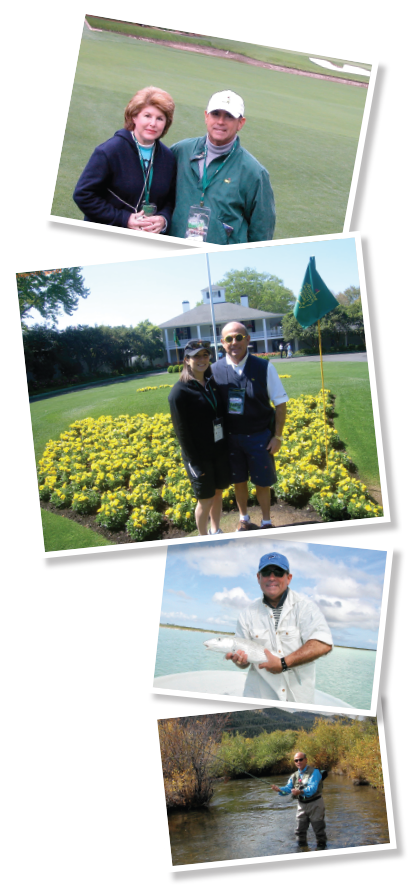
298, 794, 322, 804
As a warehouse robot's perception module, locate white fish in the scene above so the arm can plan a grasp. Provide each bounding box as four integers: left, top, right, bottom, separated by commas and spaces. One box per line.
204, 635, 273, 664
204, 635, 286, 697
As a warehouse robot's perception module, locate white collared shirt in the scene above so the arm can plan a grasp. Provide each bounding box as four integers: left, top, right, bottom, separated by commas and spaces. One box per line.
225, 351, 289, 406
235, 588, 333, 703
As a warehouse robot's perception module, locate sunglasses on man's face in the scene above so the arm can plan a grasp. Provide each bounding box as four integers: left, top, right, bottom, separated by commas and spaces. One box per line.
294, 758, 306, 763
260, 567, 287, 578
223, 334, 246, 343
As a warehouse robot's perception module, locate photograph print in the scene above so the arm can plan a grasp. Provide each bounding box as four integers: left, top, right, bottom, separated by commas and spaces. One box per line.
18, 234, 387, 555
153, 535, 391, 715
158, 702, 395, 868
51, 15, 376, 246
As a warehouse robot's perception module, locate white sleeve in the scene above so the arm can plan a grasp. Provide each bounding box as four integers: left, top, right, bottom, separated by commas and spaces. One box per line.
299, 600, 334, 649
236, 612, 251, 638
267, 361, 290, 406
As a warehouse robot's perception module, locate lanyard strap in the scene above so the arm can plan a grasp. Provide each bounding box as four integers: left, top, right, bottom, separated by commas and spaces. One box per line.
194, 379, 218, 412
134, 140, 155, 204
199, 140, 237, 206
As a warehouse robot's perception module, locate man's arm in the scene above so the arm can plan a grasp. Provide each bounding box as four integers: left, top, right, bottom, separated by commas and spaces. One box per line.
247, 167, 276, 242
266, 402, 287, 455
271, 776, 293, 795
259, 639, 332, 674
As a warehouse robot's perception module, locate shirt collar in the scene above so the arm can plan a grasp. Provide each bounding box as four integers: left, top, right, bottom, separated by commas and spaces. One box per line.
263, 588, 289, 609
225, 350, 249, 371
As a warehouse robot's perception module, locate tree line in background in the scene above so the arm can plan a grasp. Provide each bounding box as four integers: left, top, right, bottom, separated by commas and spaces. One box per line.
23, 322, 165, 392
214, 269, 364, 354
18, 266, 365, 394
159, 713, 383, 811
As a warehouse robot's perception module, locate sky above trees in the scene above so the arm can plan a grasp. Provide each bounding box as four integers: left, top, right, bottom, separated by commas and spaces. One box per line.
21, 236, 360, 331
160, 537, 387, 649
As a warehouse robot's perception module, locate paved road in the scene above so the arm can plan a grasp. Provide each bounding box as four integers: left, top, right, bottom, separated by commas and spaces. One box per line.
273, 352, 368, 364
30, 354, 367, 402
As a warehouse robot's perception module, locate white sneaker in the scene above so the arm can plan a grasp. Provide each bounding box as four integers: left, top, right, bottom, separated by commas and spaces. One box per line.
209, 528, 223, 535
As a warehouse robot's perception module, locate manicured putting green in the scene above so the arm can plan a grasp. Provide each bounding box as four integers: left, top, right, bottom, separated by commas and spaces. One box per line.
52, 27, 369, 240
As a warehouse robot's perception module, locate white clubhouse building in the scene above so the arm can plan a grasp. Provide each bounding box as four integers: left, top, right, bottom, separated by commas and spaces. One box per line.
158, 287, 285, 364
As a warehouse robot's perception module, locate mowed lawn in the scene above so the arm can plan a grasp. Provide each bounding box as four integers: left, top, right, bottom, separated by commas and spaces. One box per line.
52, 26, 368, 240
30, 362, 380, 486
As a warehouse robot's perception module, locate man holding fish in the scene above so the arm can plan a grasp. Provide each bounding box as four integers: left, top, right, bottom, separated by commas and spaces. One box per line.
207, 551, 333, 703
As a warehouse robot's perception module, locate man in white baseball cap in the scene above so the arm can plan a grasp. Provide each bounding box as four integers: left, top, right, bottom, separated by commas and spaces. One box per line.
169, 90, 276, 245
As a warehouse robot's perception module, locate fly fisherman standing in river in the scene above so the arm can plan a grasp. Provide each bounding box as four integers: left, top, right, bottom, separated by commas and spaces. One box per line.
271, 751, 327, 850
225, 552, 333, 703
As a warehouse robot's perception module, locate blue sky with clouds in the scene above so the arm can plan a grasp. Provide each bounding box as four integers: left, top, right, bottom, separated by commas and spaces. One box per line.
160, 536, 387, 650
27, 235, 360, 330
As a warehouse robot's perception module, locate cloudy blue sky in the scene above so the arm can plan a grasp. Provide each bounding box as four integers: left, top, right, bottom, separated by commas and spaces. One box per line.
160, 536, 387, 650
27, 235, 360, 329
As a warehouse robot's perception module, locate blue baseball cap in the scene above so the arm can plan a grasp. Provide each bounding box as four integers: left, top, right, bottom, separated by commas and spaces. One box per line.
258, 552, 290, 572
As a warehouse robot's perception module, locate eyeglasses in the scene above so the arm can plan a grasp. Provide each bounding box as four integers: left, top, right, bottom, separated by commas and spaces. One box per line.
187, 340, 211, 349
294, 758, 306, 763
260, 567, 287, 578
223, 334, 246, 343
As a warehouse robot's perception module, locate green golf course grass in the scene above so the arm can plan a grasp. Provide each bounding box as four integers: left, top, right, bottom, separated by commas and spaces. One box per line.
85, 18, 371, 82
41, 509, 114, 551
52, 26, 369, 240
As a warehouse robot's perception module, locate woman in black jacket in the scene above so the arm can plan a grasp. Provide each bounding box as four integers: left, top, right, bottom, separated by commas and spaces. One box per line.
73, 86, 176, 234
168, 341, 231, 535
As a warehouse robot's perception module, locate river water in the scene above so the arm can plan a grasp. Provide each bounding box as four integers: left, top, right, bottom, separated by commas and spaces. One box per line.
155, 627, 376, 709
168, 775, 389, 865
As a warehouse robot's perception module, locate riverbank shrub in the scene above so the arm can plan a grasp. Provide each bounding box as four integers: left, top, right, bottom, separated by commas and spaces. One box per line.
214, 729, 297, 778
159, 714, 230, 809
213, 718, 384, 791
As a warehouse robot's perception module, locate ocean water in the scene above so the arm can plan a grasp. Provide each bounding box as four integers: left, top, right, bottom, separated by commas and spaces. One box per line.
154, 626, 376, 710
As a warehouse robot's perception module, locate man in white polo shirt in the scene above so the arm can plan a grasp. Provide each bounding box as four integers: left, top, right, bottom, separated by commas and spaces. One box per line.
211, 321, 288, 530
226, 552, 333, 703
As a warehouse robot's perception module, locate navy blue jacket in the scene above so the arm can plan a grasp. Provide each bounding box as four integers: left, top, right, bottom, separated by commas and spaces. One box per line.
73, 129, 177, 229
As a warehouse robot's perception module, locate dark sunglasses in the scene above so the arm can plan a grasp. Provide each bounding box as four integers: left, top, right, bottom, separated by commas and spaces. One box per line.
294, 758, 306, 763
260, 567, 287, 578
187, 340, 211, 349
223, 334, 246, 343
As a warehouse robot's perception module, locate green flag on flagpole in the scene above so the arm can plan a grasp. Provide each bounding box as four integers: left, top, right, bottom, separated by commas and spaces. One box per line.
294, 256, 339, 329
173, 330, 180, 346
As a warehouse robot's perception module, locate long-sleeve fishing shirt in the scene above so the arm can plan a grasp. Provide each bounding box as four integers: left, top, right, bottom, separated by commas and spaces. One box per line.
279, 767, 323, 798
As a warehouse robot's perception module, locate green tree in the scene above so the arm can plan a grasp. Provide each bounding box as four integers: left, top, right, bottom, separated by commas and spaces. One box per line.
335, 285, 361, 305
17, 267, 89, 329
215, 267, 295, 314
282, 298, 365, 351
282, 312, 318, 348
134, 319, 165, 361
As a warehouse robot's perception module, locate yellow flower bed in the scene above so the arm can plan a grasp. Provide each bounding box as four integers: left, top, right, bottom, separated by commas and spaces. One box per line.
137, 384, 174, 392
37, 391, 382, 541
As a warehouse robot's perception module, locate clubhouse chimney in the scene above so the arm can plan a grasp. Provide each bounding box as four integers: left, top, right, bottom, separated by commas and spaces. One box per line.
182, 301, 190, 313
240, 294, 249, 308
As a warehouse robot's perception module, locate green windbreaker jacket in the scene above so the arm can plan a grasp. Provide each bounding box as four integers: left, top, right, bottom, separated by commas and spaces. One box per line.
169, 136, 276, 245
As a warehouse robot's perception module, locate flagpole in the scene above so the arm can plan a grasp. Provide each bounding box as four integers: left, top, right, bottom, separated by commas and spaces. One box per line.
206, 253, 219, 361
317, 319, 329, 470
295, 256, 339, 475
